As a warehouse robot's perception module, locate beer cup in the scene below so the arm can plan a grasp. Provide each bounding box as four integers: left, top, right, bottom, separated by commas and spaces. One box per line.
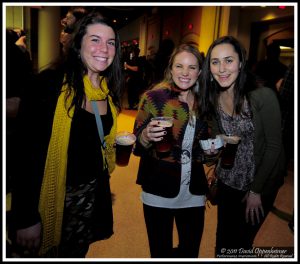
220, 135, 241, 169
151, 116, 173, 153
115, 131, 136, 167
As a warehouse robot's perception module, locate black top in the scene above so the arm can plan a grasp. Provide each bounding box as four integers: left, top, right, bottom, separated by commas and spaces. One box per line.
67, 106, 112, 186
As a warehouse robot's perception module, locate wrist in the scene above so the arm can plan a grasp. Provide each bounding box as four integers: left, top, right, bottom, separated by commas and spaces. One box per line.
140, 129, 150, 147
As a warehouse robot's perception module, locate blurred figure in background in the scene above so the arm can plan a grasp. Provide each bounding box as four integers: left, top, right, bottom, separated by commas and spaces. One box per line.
254, 42, 288, 95
278, 63, 294, 233
6, 28, 33, 193
278, 63, 294, 173
153, 39, 175, 84
124, 46, 146, 109
60, 6, 89, 55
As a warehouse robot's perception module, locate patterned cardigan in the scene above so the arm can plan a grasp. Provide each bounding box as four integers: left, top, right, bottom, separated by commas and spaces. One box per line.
133, 85, 210, 198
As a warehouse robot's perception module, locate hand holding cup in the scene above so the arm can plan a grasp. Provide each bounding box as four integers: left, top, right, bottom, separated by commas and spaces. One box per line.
143, 117, 173, 153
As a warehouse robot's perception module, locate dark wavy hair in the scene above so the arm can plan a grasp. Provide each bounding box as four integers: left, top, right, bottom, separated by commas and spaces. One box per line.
63, 12, 124, 114
198, 35, 259, 118
63, 7, 89, 33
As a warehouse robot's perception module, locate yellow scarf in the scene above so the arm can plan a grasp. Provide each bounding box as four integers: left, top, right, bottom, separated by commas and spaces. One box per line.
38, 75, 117, 256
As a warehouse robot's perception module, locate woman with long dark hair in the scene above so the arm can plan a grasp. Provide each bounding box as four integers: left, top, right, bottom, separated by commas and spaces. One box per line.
199, 36, 285, 257
10, 12, 124, 257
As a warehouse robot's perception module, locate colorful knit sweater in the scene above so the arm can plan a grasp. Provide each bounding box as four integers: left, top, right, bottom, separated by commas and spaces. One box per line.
133, 85, 209, 198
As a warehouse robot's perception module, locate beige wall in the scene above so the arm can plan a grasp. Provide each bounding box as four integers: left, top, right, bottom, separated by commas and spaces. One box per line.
6, 6, 23, 29
37, 6, 61, 71
198, 6, 220, 54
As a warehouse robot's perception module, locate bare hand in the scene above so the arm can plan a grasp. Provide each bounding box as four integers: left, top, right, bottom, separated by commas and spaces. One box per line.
142, 120, 167, 143
15, 36, 27, 51
204, 143, 219, 156
16, 222, 42, 253
243, 192, 264, 225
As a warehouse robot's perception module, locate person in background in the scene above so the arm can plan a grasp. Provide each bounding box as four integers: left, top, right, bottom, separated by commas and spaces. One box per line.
278, 63, 294, 233
153, 39, 175, 84
60, 6, 89, 55
124, 46, 146, 109
253, 42, 288, 94
10, 12, 124, 257
278, 63, 294, 175
6, 28, 33, 193
199, 36, 285, 257
133, 44, 210, 258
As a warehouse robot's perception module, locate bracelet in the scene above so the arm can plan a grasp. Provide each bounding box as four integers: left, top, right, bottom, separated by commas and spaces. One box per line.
249, 190, 260, 195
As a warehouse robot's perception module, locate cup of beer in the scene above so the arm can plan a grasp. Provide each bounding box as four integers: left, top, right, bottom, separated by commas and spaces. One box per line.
220, 135, 241, 169
151, 116, 174, 153
115, 131, 136, 167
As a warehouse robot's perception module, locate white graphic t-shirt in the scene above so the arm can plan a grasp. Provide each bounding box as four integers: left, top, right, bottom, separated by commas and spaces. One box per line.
141, 116, 206, 208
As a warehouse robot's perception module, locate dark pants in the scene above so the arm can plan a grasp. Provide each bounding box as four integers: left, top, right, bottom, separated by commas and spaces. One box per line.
143, 204, 205, 258
215, 181, 278, 257
127, 77, 144, 109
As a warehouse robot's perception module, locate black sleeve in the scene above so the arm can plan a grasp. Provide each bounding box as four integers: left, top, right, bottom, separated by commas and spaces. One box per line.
10, 69, 63, 230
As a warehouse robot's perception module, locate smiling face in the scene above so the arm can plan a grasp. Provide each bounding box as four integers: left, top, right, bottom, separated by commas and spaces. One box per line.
210, 43, 241, 90
80, 23, 116, 75
170, 51, 201, 90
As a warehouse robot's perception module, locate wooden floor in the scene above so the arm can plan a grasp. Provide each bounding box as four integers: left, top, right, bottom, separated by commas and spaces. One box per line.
86, 109, 295, 260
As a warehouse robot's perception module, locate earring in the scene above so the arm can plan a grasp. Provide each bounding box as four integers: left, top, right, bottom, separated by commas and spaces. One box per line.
210, 75, 214, 82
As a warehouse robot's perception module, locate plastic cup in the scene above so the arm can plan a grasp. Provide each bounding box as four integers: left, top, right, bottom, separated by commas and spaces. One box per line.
220, 135, 241, 169
115, 131, 136, 167
151, 116, 173, 153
